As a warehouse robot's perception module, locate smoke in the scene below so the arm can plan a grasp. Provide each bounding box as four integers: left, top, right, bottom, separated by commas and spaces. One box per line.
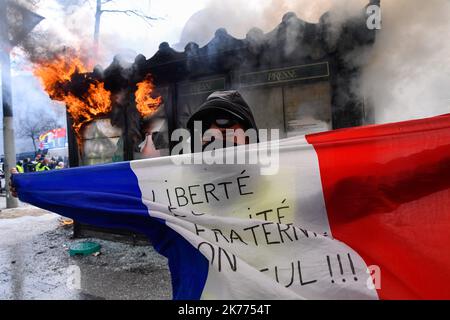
13, 74, 67, 153
2, 0, 129, 155
0, 1, 59, 154
360, 0, 450, 123
16, 0, 148, 69
19, 0, 102, 65
0, 74, 65, 154
176, 0, 366, 48
178, 0, 450, 124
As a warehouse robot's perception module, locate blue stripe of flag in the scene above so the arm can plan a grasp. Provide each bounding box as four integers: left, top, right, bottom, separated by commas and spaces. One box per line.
13, 162, 208, 299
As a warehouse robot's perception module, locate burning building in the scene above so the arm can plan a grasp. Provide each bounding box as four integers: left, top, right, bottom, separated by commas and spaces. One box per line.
34, 1, 379, 241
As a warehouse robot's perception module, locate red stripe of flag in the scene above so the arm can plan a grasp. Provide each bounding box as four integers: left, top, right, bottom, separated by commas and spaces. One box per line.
306, 114, 450, 299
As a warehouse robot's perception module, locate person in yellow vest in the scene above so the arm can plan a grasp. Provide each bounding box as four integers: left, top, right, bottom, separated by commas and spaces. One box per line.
34, 161, 42, 171
55, 162, 65, 169
15, 161, 24, 173
35, 158, 51, 172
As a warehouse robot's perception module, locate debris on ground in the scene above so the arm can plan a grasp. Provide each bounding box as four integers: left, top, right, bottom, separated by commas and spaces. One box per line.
0, 210, 172, 299
59, 218, 74, 228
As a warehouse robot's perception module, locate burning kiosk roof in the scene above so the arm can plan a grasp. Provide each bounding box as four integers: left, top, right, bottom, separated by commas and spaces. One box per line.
136, 8, 376, 142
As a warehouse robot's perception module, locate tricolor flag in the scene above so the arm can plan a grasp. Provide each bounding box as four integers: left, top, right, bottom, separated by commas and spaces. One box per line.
13, 114, 450, 300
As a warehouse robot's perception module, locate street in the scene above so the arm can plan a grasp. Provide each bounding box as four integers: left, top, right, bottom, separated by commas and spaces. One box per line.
0, 196, 172, 299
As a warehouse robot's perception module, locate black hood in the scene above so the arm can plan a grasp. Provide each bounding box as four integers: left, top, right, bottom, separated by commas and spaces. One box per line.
186, 90, 258, 132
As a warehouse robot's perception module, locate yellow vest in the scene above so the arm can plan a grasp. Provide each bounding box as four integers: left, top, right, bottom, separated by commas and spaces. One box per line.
36, 163, 50, 171
16, 165, 24, 173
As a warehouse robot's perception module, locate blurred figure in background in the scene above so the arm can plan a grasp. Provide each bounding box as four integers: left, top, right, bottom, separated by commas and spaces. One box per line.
15, 161, 24, 173
35, 157, 51, 171
50, 157, 57, 169
23, 158, 31, 173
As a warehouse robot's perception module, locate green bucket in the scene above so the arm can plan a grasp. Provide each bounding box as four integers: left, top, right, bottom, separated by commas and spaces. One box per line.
69, 241, 101, 256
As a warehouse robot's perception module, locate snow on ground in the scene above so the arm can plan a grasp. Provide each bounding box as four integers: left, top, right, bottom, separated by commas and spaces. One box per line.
0, 204, 171, 299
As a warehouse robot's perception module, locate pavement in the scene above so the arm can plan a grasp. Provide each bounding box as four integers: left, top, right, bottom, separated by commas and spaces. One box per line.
0, 194, 172, 300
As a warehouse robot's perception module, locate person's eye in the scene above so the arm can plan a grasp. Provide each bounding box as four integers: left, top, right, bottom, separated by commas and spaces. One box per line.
215, 119, 230, 126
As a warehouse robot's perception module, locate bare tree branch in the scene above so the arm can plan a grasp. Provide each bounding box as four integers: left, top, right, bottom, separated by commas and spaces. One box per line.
100, 9, 160, 27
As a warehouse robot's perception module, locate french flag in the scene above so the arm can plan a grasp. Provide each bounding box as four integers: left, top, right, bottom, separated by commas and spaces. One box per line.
13, 113, 450, 300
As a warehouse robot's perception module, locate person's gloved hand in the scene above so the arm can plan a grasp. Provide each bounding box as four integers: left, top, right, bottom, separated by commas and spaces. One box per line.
9, 168, 18, 198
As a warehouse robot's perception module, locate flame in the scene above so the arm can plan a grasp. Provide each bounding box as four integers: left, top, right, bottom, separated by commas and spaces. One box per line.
33, 50, 162, 149
33, 53, 89, 100
33, 51, 111, 139
135, 75, 162, 117
65, 82, 112, 135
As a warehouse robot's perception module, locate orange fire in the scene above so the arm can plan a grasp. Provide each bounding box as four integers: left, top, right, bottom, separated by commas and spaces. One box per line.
33, 51, 111, 139
33, 54, 88, 100
135, 75, 162, 117
65, 82, 112, 135
33, 50, 162, 146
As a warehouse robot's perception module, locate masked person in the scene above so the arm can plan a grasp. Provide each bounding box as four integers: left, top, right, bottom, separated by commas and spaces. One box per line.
186, 90, 258, 152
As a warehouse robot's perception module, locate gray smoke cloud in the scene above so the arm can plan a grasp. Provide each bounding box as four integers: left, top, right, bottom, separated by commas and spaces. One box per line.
177, 0, 450, 124
360, 0, 450, 123
176, 0, 365, 48
0, 1, 58, 155
20, 0, 101, 64
0, 74, 66, 154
